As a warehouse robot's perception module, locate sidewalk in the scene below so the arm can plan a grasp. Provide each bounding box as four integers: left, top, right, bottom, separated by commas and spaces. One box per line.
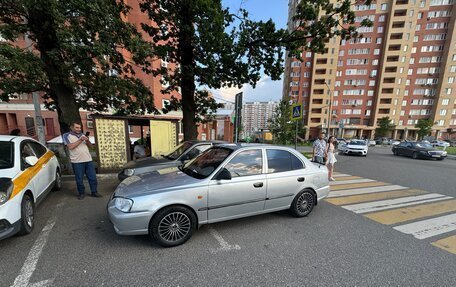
62, 173, 118, 181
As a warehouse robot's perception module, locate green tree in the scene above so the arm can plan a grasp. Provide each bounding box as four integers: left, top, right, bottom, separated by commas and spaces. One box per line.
0, 0, 155, 133
268, 99, 297, 144
140, 0, 372, 140
415, 118, 433, 140
375, 117, 395, 138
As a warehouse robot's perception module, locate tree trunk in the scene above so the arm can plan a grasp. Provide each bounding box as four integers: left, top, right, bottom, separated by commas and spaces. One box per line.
178, 1, 198, 141
28, 5, 81, 135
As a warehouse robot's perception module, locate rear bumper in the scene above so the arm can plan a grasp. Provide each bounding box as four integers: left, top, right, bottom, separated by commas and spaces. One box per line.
316, 185, 330, 202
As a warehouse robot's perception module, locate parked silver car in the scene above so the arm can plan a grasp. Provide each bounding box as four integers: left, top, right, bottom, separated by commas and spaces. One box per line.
118, 140, 226, 181
108, 144, 330, 247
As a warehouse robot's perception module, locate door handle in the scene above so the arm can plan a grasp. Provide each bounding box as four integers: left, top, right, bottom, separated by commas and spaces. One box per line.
253, 182, 263, 188
297, 177, 305, 182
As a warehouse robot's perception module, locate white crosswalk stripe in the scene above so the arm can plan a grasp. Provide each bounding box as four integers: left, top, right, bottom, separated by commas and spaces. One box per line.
329, 178, 375, 185
393, 213, 456, 239
333, 173, 352, 178
342, 194, 453, 214
327, 185, 406, 198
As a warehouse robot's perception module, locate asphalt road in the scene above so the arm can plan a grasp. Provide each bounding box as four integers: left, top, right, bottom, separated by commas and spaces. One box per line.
1, 150, 456, 286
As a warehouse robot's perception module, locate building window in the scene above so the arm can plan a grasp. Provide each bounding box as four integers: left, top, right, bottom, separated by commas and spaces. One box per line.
448, 77, 454, 84
437, 120, 445, 126
440, 109, 447, 116
442, 99, 449, 105
381, 3, 388, 10
446, 88, 452, 94
377, 26, 384, 33
369, 80, 375, 86
374, 49, 380, 55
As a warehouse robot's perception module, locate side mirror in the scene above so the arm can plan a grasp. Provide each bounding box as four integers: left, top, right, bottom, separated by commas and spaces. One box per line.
215, 168, 231, 180
25, 156, 39, 167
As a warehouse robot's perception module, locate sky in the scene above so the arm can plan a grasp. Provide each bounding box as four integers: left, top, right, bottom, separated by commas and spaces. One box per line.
210, 0, 289, 105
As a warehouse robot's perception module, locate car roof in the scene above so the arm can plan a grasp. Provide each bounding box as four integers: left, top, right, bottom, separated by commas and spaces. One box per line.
216, 143, 295, 151
186, 140, 227, 145
0, 135, 37, 143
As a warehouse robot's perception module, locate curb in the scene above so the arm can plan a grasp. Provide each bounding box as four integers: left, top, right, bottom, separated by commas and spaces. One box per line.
62, 173, 118, 181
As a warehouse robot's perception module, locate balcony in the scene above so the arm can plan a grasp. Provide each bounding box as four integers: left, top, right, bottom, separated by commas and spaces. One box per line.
312, 99, 324, 105
383, 77, 396, 84
380, 98, 392, 104
316, 58, 328, 65
396, 0, 409, 4
387, 55, 400, 62
394, 9, 407, 17
385, 66, 398, 73
388, 44, 401, 51
314, 79, 326, 85
311, 118, 321, 123
390, 33, 403, 40
315, 69, 327, 75
378, 109, 390, 114
313, 89, 324, 95
381, 88, 394, 94
392, 21, 405, 29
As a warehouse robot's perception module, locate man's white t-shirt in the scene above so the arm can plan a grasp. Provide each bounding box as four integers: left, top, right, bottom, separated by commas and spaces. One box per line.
134, 144, 146, 156
63, 132, 92, 163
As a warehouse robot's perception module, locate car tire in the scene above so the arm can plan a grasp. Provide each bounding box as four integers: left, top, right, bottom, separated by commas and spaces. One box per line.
52, 170, 61, 191
290, 189, 315, 217
393, 149, 398, 156
18, 193, 34, 236
150, 206, 197, 247
412, 152, 418, 159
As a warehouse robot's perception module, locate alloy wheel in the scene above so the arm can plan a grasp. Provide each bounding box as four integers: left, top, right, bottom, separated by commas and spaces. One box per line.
158, 212, 191, 243
297, 192, 314, 215
25, 199, 34, 228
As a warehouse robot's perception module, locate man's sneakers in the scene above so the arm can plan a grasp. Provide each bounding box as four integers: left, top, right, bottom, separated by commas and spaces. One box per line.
77, 193, 85, 200
91, 193, 102, 198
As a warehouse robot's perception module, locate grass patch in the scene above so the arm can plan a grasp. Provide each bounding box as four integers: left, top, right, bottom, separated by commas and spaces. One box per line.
302, 152, 313, 159
437, 146, 456, 155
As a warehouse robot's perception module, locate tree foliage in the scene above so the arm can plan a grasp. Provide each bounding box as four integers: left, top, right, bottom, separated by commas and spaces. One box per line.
268, 99, 304, 144
375, 117, 395, 138
0, 0, 156, 133
415, 118, 433, 140
139, 0, 372, 140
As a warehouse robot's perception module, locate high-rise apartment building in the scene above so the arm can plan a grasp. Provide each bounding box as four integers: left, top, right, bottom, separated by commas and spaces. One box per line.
283, 0, 456, 140
242, 101, 278, 136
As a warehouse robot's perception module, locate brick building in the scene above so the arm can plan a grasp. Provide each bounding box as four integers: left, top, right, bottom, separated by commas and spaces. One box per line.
283, 0, 456, 140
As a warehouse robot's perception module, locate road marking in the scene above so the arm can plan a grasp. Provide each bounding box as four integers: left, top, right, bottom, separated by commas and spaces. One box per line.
12, 217, 56, 287
394, 213, 456, 239
342, 194, 452, 214
331, 181, 390, 191
331, 176, 362, 181
333, 173, 352, 178
325, 189, 426, 206
431, 235, 456, 255
29, 279, 54, 287
327, 185, 407, 198
330, 178, 375, 185
365, 199, 456, 225
208, 227, 241, 253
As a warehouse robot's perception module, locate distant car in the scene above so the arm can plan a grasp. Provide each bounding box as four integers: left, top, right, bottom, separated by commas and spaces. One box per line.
392, 141, 447, 160
391, 140, 401, 146
118, 140, 226, 181
341, 140, 368, 156
0, 136, 61, 240
375, 137, 389, 145
336, 138, 347, 144
108, 144, 330, 247
431, 140, 450, 147
368, 140, 376, 147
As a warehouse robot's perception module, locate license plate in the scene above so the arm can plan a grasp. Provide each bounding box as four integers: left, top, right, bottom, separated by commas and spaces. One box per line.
432, 155, 441, 158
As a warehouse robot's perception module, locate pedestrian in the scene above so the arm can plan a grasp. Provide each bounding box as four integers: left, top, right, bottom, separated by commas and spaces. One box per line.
312, 132, 327, 164
326, 136, 337, 181
133, 140, 146, 160
63, 122, 101, 199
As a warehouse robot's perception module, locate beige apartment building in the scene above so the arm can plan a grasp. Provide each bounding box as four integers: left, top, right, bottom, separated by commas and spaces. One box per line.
283, 0, 456, 140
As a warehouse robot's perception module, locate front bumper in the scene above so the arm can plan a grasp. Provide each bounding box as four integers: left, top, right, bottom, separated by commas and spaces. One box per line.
107, 200, 152, 236
344, 149, 367, 155
0, 219, 21, 240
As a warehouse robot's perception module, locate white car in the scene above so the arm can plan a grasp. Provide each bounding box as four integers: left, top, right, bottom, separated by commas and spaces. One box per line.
431, 140, 450, 147
342, 140, 368, 156
0, 136, 61, 240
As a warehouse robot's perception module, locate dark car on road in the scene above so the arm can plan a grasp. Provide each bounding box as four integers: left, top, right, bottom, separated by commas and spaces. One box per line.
118, 140, 226, 181
392, 141, 447, 160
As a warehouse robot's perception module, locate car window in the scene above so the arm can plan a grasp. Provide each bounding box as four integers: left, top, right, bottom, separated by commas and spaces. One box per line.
182, 147, 233, 179
21, 142, 37, 169
399, 142, 407, 147
0, 141, 14, 169
185, 144, 211, 160
225, 149, 262, 178
29, 142, 47, 158
266, 149, 303, 173
164, 141, 193, 160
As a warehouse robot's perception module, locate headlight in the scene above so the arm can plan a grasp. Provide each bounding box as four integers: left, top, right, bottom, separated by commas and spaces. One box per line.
0, 179, 13, 205
442, 151, 447, 156
124, 169, 135, 176
114, 197, 133, 212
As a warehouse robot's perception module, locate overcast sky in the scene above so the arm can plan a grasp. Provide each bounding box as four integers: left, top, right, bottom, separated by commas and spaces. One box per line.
210, 0, 288, 104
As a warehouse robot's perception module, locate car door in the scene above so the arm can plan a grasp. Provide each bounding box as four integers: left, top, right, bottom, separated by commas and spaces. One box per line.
264, 149, 306, 210
207, 149, 266, 222
29, 142, 54, 193
403, 142, 414, 156
20, 141, 49, 201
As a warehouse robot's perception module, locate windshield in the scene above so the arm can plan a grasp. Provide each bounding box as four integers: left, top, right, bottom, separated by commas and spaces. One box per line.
0, 141, 14, 169
416, 143, 433, 149
181, 147, 233, 179
164, 141, 193, 160
349, 141, 365, 146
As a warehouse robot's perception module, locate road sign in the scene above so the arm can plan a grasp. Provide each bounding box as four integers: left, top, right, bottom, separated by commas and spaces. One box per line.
290, 104, 302, 120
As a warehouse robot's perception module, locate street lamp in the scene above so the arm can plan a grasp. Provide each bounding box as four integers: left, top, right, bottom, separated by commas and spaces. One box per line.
325, 82, 332, 137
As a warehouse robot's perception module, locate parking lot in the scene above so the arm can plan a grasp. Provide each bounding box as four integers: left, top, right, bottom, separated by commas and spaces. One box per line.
1, 146, 456, 286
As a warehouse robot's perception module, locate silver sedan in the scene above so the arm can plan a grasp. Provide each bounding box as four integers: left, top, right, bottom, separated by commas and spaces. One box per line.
108, 144, 330, 247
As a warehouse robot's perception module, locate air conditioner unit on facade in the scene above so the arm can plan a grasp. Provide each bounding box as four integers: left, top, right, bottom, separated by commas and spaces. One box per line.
87, 121, 93, 129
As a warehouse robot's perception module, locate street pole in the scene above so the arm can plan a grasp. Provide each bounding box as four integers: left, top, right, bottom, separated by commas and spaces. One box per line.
25, 33, 46, 144
295, 120, 298, 150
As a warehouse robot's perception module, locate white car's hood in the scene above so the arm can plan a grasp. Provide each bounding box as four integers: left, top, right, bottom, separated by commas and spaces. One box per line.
346, 144, 367, 149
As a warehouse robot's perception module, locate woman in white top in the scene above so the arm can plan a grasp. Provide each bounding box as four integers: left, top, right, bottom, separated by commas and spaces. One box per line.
325, 136, 337, 181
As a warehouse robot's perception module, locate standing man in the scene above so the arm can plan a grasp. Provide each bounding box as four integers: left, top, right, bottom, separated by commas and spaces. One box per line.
312, 132, 327, 164
63, 122, 101, 199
